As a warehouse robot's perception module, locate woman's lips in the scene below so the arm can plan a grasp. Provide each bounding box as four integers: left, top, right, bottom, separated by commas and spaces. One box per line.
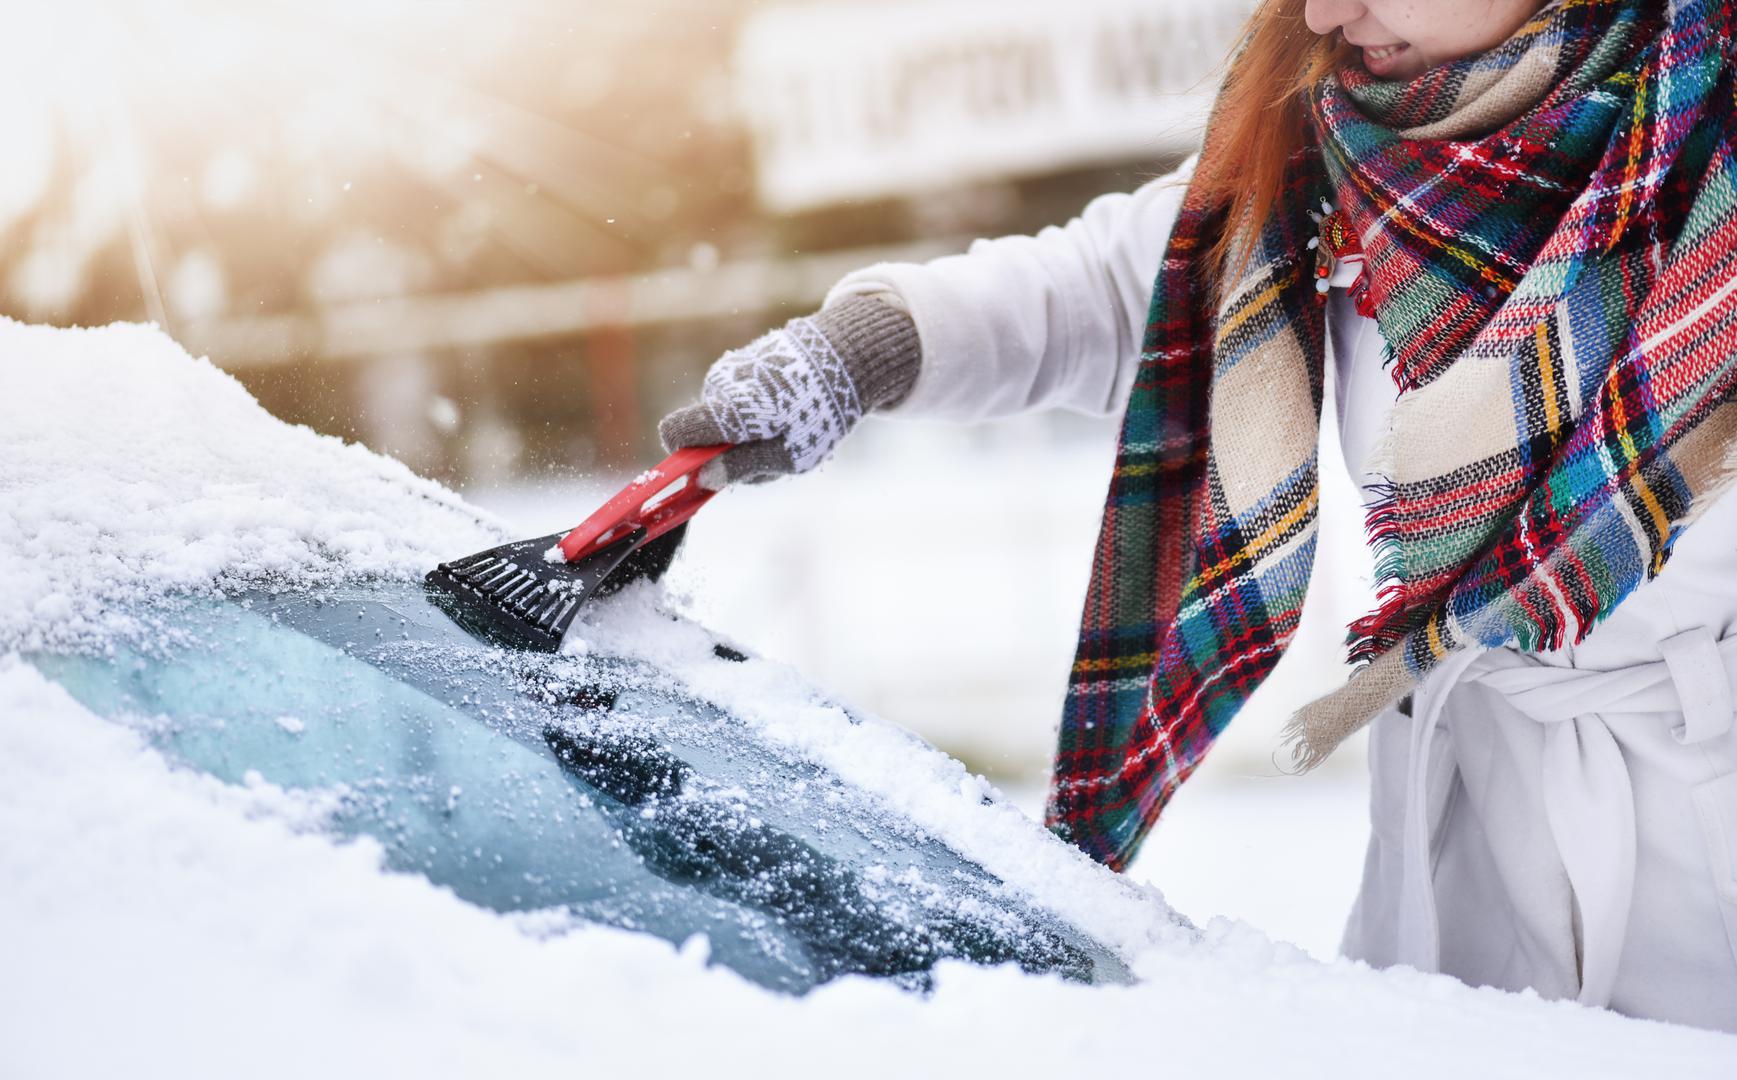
1361, 41, 1412, 77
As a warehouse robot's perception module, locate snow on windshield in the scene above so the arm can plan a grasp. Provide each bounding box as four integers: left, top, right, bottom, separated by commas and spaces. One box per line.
3, 318, 1732, 1076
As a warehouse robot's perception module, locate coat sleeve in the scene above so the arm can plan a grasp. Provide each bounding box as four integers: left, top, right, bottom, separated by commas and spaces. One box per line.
823, 155, 1197, 422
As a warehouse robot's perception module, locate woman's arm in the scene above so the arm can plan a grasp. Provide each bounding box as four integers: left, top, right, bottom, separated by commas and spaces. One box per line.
658, 156, 1197, 485
825, 155, 1198, 423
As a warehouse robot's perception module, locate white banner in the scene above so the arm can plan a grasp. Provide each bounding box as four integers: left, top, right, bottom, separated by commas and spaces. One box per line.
734, 0, 1248, 213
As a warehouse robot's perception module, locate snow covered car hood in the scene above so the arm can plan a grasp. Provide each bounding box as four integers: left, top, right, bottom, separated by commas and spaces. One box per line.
4, 319, 1734, 1077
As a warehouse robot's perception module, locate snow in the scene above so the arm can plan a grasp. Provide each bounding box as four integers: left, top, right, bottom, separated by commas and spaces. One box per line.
2, 317, 1735, 1077
0, 317, 499, 653
565, 586, 1184, 961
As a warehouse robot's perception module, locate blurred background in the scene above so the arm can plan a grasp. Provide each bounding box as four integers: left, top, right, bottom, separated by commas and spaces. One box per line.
8, 0, 1378, 957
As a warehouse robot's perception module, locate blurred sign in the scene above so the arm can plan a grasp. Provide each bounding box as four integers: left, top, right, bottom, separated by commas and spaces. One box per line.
734, 0, 1247, 213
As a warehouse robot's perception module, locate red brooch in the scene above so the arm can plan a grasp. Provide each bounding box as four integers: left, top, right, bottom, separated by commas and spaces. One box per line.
1307, 199, 1375, 318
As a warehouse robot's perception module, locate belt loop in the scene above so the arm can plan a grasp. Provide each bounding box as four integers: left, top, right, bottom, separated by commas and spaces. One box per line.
1658, 626, 1736, 745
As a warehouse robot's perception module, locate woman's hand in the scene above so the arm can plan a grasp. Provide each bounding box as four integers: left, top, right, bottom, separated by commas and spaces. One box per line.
659, 295, 918, 487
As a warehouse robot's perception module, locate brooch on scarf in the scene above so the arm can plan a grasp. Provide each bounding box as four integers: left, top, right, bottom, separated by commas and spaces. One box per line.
1307, 199, 1375, 317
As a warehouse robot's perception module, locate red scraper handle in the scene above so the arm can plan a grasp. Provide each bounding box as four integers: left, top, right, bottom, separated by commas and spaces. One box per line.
556, 444, 730, 563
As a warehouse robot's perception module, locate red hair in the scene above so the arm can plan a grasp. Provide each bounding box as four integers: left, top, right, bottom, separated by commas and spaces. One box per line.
1194, 0, 1356, 277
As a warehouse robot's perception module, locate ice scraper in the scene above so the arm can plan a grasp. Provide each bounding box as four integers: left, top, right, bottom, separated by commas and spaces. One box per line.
426, 444, 729, 651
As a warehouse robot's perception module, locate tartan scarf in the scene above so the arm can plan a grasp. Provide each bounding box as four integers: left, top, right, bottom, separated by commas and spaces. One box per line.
1047, 0, 1737, 870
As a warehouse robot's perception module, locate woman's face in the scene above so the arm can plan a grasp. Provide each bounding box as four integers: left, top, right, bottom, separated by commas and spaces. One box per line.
1303, 0, 1551, 79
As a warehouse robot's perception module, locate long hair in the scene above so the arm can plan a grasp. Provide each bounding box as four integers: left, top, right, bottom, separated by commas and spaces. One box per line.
1194, 0, 1356, 277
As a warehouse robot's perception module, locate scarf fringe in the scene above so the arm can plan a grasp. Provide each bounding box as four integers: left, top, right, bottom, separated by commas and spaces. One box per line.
1323, 378, 1452, 757
1276, 709, 1334, 773
1346, 480, 1412, 664
1342, 332, 1417, 666
1278, 646, 1417, 771
1299, 419, 1737, 776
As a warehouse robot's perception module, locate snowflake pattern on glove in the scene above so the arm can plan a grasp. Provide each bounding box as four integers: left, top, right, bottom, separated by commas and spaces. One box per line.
699, 316, 864, 473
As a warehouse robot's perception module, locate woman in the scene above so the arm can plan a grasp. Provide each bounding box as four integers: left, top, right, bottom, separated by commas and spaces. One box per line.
661, 0, 1737, 1031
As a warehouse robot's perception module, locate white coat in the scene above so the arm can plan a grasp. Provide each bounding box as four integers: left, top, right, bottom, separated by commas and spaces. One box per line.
826, 159, 1737, 1033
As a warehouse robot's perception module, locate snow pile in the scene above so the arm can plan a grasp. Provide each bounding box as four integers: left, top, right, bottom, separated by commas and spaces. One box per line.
8, 658, 1735, 1078
0, 318, 499, 652
3, 319, 1735, 1077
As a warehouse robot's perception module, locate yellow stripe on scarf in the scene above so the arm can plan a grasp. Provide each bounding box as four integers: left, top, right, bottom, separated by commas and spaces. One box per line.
1187, 487, 1320, 595
1603, 365, 1671, 571
1609, 67, 1650, 250
1425, 611, 1448, 661
1215, 280, 1286, 343
1536, 322, 1562, 434
1072, 653, 1158, 675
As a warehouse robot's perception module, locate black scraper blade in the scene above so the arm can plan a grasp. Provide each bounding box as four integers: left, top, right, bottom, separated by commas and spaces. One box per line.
424, 524, 688, 651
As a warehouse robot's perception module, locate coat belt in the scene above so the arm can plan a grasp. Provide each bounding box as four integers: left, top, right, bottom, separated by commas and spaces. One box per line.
1394, 625, 1737, 1006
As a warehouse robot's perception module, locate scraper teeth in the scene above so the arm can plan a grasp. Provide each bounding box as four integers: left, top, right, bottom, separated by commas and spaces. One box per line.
493, 571, 538, 604
555, 592, 584, 623
470, 562, 518, 592
545, 597, 581, 634
509, 584, 548, 616
448, 555, 498, 580
525, 591, 563, 623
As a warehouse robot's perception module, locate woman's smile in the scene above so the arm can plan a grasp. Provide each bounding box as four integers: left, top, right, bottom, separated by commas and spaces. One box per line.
1357, 40, 1413, 77
1306, 0, 1551, 80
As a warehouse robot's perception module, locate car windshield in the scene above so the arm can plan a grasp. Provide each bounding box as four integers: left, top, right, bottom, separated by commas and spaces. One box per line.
32, 580, 1125, 994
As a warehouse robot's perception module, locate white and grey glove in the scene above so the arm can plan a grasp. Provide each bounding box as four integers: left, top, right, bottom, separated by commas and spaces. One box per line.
659, 295, 920, 486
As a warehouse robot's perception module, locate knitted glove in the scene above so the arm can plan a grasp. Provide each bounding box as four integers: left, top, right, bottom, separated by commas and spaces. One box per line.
659, 295, 920, 487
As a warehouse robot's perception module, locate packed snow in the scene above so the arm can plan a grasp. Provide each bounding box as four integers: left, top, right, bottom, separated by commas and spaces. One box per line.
2, 317, 1734, 1077
0, 319, 500, 653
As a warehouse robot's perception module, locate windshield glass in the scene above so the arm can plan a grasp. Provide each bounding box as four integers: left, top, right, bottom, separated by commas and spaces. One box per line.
34, 581, 1125, 994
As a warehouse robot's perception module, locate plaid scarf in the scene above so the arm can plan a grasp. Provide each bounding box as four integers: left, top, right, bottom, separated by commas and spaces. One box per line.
1047, 0, 1737, 870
